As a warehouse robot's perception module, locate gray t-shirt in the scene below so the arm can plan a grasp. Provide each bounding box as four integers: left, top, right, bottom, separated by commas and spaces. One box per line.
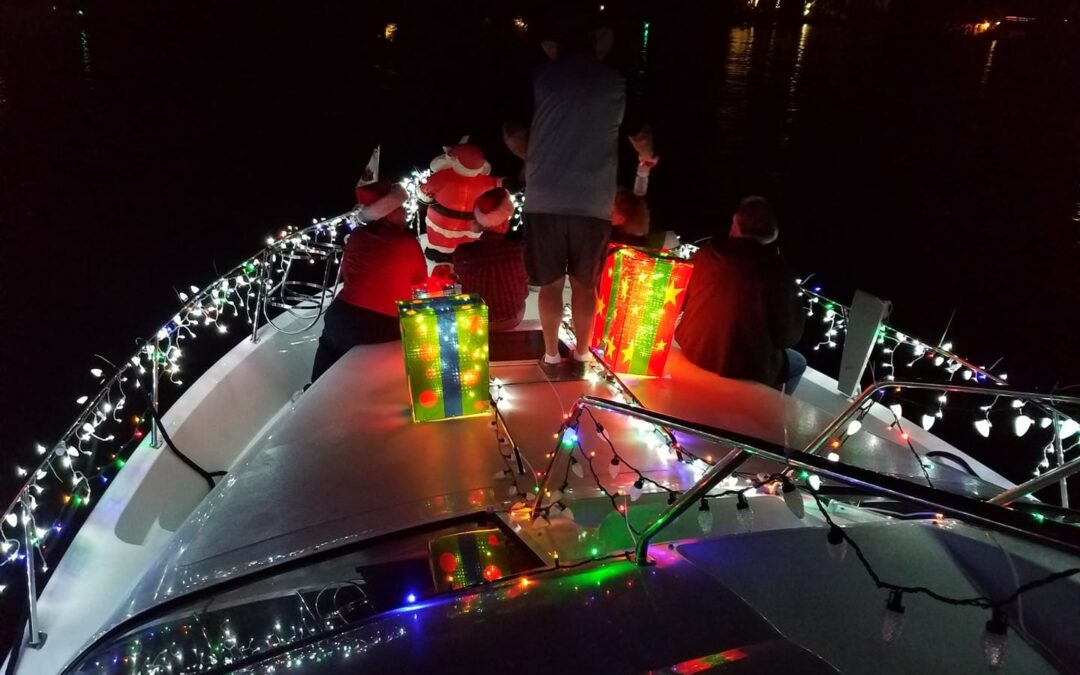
524, 56, 626, 221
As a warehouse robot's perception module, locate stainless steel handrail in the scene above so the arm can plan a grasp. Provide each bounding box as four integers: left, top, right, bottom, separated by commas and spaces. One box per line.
549, 396, 1080, 566
989, 455, 1080, 506
802, 381, 1080, 504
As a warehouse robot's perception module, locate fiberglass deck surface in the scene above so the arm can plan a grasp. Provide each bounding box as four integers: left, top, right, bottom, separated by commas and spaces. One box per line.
144, 341, 814, 601
133, 339, 992, 612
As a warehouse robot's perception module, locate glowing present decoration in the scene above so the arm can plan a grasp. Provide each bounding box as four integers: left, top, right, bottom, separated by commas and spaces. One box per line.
429, 528, 517, 592
591, 246, 693, 376
398, 294, 489, 422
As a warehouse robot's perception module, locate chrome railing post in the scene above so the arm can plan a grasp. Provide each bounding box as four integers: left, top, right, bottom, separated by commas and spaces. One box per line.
989, 455, 1080, 507
150, 335, 162, 449
1053, 411, 1070, 509
634, 447, 748, 565
21, 491, 47, 649
250, 252, 267, 344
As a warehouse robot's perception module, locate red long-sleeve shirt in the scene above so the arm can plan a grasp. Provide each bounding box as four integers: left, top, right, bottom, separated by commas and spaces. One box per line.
338, 223, 428, 316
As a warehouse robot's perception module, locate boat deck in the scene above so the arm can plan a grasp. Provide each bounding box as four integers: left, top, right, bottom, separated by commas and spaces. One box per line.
12, 313, 1015, 674
114, 331, 996, 621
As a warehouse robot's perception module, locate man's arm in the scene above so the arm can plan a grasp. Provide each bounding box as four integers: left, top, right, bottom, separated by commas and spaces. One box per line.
627, 123, 656, 163
622, 93, 655, 163
502, 120, 529, 162
500, 64, 534, 162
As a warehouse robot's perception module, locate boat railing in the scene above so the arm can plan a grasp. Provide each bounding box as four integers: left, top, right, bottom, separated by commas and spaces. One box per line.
532, 394, 1080, 568
671, 245, 1079, 487
792, 282, 1079, 484
0, 212, 356, 651
803, 381, 1080, 507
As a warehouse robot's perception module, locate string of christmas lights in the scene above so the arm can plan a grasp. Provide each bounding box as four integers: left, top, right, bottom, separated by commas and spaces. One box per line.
1, 213, 356, 600
671, 242, 1068, 441
808, 489, 1080, 669
534, 398, 1079, 670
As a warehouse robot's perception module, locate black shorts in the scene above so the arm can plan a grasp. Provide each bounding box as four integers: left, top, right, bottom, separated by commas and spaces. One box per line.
523, 213, 612, 287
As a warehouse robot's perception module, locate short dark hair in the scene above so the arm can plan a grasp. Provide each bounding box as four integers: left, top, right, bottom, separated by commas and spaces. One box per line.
535, 4, 600, 53
733, 196, 778, 242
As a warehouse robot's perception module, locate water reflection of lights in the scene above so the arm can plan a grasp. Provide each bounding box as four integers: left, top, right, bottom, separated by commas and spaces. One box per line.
980, 39, 998, 89
780, 23, 812, 148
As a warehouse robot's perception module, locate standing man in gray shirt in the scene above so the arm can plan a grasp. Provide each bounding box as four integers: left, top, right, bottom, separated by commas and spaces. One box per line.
504, 11, 655, 378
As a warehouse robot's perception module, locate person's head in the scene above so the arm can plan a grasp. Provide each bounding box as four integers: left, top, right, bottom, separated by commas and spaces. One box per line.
611, 188, 650, 237
537, 6, 613, 61
729, 196, 778, 244
356, 180, 407, 229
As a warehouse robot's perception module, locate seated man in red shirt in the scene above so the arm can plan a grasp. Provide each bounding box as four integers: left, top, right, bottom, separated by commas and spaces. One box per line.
310, 180, 429, 382
675, 196, 807, 393
451, 188, 529, 332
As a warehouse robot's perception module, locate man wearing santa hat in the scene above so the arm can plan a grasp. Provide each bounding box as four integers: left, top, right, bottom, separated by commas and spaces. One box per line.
309, 174, 428, 383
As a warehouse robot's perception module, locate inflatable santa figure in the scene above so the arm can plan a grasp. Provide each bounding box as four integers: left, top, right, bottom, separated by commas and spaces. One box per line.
418, 140, 503, 268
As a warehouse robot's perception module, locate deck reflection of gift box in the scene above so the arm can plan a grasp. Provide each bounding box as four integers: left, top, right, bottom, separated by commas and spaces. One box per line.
591, 246, 693, 377
398, 294, 489, 422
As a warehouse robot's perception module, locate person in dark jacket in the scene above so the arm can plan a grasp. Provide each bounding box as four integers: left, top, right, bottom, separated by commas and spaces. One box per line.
675, 196, 807, 393
310, 180, 429, 383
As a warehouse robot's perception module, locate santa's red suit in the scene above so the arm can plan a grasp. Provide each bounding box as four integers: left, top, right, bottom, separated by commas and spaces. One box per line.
418, 143, 502, 264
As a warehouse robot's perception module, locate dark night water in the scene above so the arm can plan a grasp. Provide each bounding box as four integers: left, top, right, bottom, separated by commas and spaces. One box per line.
3, 2, 1079, 506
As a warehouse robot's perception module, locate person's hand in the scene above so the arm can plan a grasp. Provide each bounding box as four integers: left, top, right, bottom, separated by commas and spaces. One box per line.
351, 204, 370, 223
628, 124, 656, 163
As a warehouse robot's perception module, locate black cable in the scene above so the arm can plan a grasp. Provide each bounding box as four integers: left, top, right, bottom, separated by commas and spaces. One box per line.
142, 403, 225, 492
582, 407, 677, 496
809, 491, 1080, 609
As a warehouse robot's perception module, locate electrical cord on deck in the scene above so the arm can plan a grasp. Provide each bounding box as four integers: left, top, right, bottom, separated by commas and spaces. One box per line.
142, 402, 226, 492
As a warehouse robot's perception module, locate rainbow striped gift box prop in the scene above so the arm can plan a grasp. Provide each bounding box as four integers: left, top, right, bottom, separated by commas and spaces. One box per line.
591, 246, 694, 377
397, 294, 489, 422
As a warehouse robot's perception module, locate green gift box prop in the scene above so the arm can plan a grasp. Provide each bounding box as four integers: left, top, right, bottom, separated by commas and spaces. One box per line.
591, 246, 694, 377
398, 294, 489, 422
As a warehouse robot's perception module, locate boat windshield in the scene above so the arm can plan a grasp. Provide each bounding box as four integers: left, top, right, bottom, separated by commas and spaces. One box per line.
67, 515, 542, 675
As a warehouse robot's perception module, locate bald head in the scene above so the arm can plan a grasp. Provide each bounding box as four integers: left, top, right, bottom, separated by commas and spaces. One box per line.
730, 196, 778, 244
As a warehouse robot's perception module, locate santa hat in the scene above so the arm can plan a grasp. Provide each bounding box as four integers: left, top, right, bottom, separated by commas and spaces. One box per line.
355, 180, 406, 223
356, 146, 380, 189
474, 188, 513, 234
430, 137, 491, 177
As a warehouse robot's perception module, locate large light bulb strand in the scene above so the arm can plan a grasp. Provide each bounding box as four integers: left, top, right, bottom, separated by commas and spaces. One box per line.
781, 478, 805, 519
735, 492, 754, 533
982, 608, 1008, 670
881, 590, 906, 645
